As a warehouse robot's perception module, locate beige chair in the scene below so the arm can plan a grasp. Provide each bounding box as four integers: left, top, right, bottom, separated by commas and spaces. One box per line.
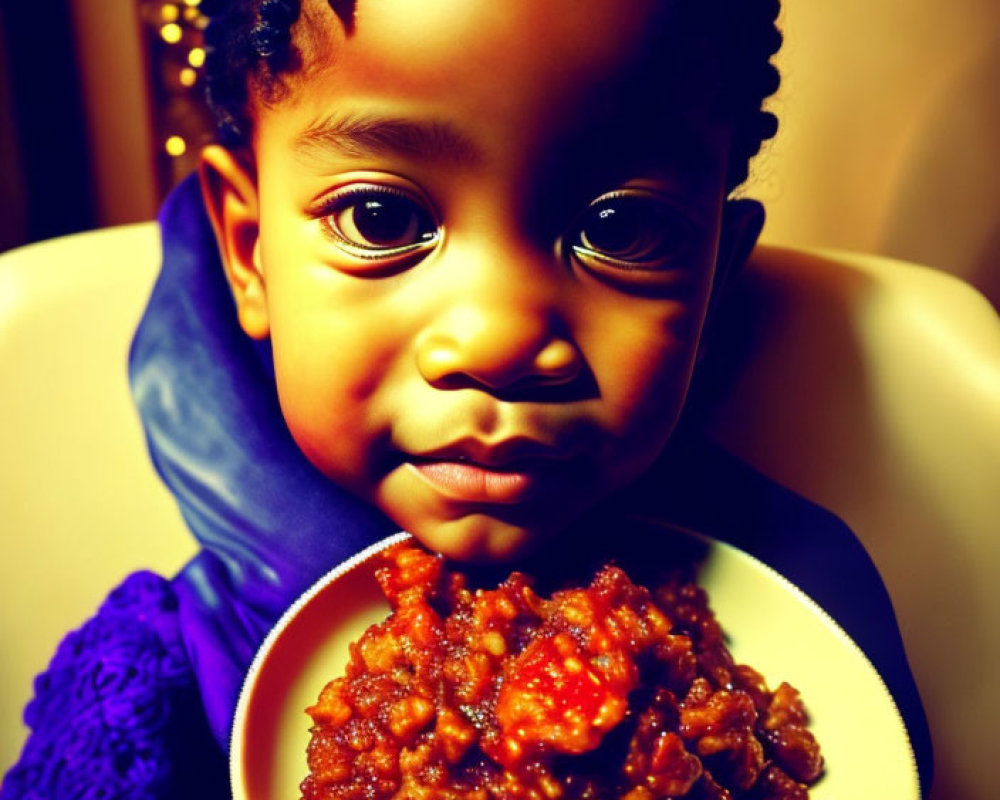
0, 224, 195, 774
2, 227, 998, 798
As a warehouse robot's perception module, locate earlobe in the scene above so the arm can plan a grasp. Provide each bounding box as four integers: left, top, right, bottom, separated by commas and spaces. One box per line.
199, 145, 270, 340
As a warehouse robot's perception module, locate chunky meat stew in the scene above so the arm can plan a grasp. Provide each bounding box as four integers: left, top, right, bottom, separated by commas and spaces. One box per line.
302, 542, 822, 799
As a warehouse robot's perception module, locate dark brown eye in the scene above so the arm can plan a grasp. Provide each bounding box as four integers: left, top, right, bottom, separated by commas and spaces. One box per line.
320, 185, 439, 258
572, 193, 688, 269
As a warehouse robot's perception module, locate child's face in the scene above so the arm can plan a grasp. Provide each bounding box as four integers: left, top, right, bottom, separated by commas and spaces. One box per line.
205, 0, 758, 561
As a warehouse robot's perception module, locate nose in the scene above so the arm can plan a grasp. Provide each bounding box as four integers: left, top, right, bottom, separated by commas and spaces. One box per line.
414, 255, 583, 392
417, 311, 581, 390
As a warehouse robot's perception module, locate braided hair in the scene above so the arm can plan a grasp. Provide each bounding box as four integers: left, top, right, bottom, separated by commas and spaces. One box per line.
199, 0, 304, 145
714, 0, 783, 190
200, 0, 781, 192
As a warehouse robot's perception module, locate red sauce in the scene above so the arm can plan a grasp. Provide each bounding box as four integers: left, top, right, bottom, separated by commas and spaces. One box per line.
302, 542, 823, 799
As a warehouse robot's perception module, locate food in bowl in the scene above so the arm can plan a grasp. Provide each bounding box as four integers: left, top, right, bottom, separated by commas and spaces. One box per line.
301, 541, 823, 799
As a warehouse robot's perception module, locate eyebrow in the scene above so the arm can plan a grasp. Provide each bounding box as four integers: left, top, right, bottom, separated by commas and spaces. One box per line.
293, 113, 482, 165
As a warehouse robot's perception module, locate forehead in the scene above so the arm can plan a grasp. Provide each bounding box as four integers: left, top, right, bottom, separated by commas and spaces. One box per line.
261, 0, 726, 185
331, 0, 659, 99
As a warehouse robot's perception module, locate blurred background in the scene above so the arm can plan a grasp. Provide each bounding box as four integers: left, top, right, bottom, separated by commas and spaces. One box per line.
1, 0, 998, 306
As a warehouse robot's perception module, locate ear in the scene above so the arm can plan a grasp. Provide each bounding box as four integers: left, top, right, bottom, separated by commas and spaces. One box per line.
199, 145, 270, 339
699, 198, 764, 348
712, 198, 765, 304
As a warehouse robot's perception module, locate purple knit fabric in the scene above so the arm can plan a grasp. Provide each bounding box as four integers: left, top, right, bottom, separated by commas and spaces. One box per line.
0, 572, 226, 800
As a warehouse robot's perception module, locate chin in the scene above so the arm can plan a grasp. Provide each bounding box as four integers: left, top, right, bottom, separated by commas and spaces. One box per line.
402, 511, 562, 564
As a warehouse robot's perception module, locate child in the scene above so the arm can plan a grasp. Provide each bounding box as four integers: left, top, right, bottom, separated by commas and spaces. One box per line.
2, 0, 932, 797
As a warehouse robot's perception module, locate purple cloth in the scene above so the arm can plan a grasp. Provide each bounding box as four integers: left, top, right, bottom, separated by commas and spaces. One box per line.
126, 175, 396, 748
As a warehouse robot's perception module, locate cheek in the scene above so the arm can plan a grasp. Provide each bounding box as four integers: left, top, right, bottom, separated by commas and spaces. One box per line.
270, 348, 369, 480
262, 230, 400, 405
263, 286, 400, 480
590, 303, 704, 427
580, 298, 707, 486
607, 349, 694, 467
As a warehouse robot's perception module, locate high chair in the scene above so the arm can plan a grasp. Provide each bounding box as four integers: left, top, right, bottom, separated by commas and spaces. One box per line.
1, 224, 998, 798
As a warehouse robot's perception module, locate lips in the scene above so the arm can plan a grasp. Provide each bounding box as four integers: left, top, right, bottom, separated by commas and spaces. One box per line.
404, 437, 577, 504
409, 459, 542, 504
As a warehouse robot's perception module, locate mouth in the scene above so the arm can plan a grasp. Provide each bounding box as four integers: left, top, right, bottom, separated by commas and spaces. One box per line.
404, 440, 580, 505
407, 459, 543, 504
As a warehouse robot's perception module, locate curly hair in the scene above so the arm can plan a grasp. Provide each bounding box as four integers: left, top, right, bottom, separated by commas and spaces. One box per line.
200, 0, 781, 191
